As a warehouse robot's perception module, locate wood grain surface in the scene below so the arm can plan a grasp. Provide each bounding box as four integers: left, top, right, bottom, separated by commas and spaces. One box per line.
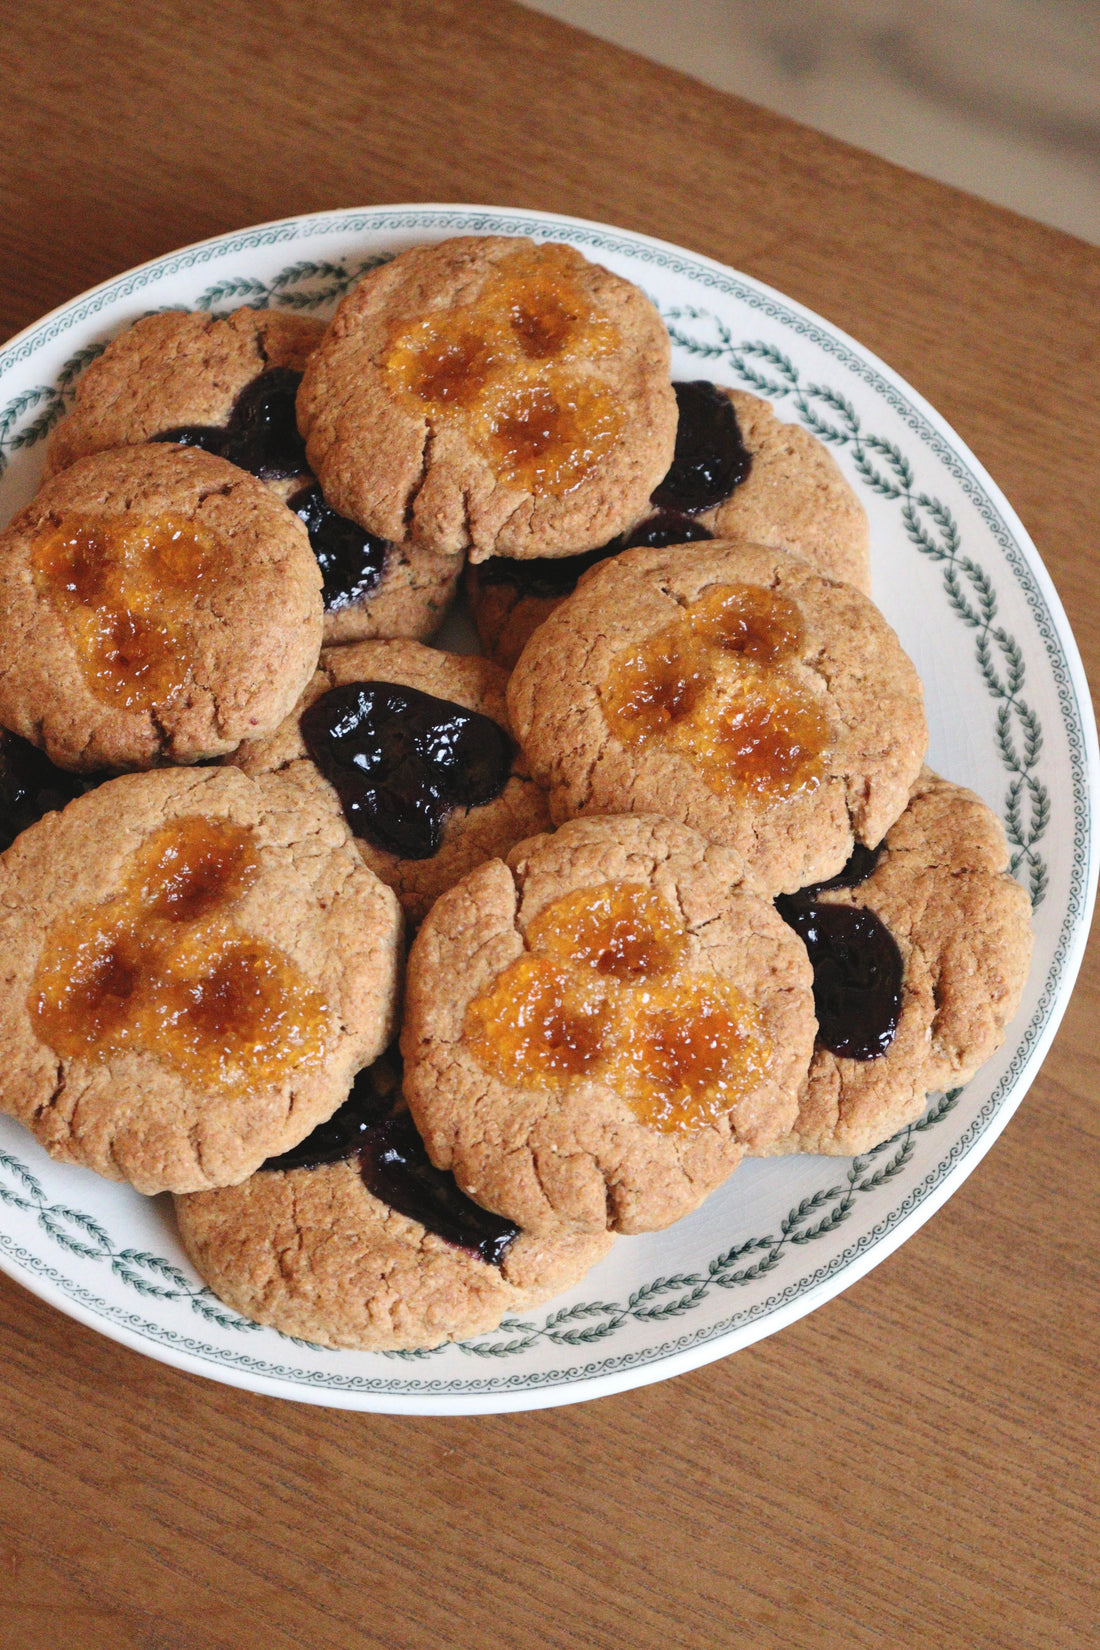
1, 3, 1097, 1646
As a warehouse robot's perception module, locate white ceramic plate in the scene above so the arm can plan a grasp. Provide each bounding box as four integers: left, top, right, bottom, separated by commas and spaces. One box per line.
0, 206, 1094, 1415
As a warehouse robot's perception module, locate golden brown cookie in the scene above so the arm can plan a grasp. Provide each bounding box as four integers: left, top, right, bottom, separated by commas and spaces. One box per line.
402, 815, 815, 1236
44, 307, 462, 646
45, 307, 325, 476
758, 768, 1034, 1157
296, 237, 677, 562
175, 1055, 613, 1351
0, 765, 402, 1193
0, 443, 323, 770
507, 540, 927, 895
230, 638, 551, 924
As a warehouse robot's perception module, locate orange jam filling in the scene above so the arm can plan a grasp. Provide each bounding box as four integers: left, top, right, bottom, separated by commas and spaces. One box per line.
526, 881, 687, 981
30, 512, 218, 711
602, 977, 769, 1132
464, 955, 610, 1084
383, 243, 625, 497
465, 879, 771, 1132
31, 816, 329, 1091
600, 582, 829, 802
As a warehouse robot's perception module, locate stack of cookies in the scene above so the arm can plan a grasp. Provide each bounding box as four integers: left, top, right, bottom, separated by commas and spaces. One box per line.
0, 236, 1033, 1352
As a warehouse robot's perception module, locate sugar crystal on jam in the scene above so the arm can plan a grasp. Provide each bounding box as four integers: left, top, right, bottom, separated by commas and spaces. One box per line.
31, 815, 329, 1090
300, 680, 513, 860
466, 878, 772, 1133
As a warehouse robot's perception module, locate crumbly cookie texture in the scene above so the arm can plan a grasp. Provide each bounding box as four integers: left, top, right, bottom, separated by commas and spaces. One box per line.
175, 1152, 613, 1351
231, 638, 551, 924
507, 540, 927, 896
0, 766, 402, 1194
698, 389, 871, 593
296, 236, 677, 561
45, 307, 325, 474
0, 444, 323, 770
402, 814, 815, 1236
759, 768, 1034, 1157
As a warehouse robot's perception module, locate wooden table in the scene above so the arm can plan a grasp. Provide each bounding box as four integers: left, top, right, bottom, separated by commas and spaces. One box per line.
2, 3, 1097, 1645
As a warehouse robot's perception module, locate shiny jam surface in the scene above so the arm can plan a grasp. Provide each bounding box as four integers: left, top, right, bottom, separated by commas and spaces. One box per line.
383, 243, 625, 497
261, 1052, 521, 1268
600, 583, 829, 802
300, 680, 513, 860
288, 484, 388, 612
466, 879, 771, 1132
31, 815, 329, 1090
775, 847, 902, 1061
31, 512, 218, 710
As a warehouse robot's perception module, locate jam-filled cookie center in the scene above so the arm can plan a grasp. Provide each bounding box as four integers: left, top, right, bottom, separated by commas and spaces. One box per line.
383, 243, 626, 498
31, 815, 329, 1090
600, 582, 830, 802
31, 511, 219, 712
465, 879, 771, 1133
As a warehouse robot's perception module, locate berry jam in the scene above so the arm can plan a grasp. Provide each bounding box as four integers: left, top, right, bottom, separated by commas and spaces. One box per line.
153, 366, 308, 480
261, 1054, 520, 1267
0, 732, 107, 853
287, 484, 388, 612
300, 681, 513, 860
650, 381, 752, 514
776, 846, 901, 1061
476, 510, 714, 600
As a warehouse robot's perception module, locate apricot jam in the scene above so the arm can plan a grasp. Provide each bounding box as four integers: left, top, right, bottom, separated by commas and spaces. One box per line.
526, 882, 686, 981
602, 977, 769, 1132
465, 879, 772, 1133
30, 512, 218, 711
600, 582, 829, 802
383, 243, 625, 498
31, 816, 329, 1091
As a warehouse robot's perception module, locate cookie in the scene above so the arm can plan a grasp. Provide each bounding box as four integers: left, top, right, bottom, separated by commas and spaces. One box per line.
467, 380, 871, 668
0, 443, 323, 770
0, 764, 402, 1193
231, 638, 552, 924
401, 815, 815, 1235
296, 236, 677, 562
174, 1052, 613, 1350
45, 307, 461, 646
758, 768, 1033, 1157
45, 306, 325, 478
507, 540, 927, 895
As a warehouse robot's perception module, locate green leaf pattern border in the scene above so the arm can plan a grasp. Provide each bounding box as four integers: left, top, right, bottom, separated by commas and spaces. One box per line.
0, 208, 1090, 1397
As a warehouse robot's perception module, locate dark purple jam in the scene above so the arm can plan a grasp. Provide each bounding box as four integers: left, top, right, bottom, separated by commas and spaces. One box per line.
0, 732, 107, 854
261, 1056, 520, 1267
152, 366, 308, 480
287, 484, 388, 612
299, 680, 513, 860
476, 509, 714, 600
776, 843, 899, 1061
359, 1111, 519, 1267
650, 380, 752, 514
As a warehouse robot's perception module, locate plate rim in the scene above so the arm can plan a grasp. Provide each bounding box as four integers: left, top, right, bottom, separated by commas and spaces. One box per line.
0, 202, 1095, 1415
